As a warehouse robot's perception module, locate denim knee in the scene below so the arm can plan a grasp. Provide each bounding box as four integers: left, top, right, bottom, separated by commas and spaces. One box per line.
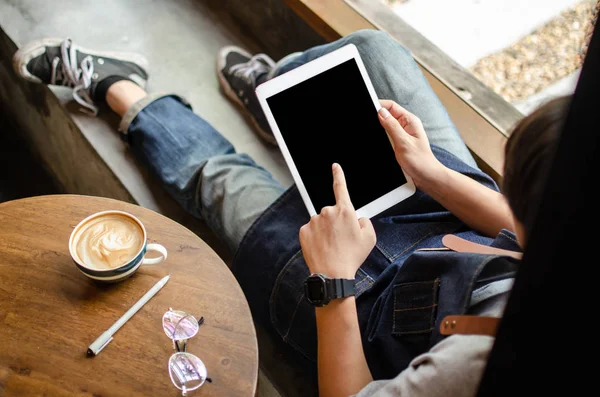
345, 29, 390, 44
343, 29, 414, 72
345, 29, 410, 56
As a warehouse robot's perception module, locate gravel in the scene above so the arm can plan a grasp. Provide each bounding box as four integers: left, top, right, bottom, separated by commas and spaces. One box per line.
382, 0, 598, 102
469, 0, 598, 102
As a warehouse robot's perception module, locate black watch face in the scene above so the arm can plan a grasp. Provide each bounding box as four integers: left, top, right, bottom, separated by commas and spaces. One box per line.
305, 275, 327, 306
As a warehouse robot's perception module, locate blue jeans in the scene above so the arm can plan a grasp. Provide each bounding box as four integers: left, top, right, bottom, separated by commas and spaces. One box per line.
121, 29, 478, 254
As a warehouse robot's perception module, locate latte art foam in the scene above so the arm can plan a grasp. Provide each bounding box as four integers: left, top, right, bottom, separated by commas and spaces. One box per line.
74, 214, 144, 270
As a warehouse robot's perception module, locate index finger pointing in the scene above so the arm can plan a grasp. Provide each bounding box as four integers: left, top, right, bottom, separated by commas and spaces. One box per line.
332, 163, 353, 208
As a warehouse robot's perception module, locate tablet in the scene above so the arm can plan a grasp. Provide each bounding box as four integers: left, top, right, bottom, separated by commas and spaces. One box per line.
255, 43, 416, 218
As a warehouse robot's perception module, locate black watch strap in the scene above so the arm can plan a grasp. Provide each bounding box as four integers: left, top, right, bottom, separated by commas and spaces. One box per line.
328, 278, 356, 300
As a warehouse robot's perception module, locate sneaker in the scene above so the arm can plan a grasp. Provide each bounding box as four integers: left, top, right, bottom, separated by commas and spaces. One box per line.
13, 37, 149, 115
217, 46, 301, 146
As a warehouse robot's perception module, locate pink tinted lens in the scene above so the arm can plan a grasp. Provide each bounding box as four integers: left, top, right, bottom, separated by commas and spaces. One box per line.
162, 310, 199, 340
169, 352, 207, 392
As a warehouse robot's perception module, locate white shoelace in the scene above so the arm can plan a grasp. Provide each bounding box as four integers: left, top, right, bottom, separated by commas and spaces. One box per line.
229, 54, 276, 85
51, 39, 98, 115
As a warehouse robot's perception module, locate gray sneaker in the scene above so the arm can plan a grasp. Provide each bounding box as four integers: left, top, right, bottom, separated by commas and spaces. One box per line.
13, 37, 148, 115
217, 46, 301, 146
217, 46, 277, 145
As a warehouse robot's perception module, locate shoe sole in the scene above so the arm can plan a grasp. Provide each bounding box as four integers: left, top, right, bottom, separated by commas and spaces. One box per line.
216, 45, 278, 147
12, 37, 150, 85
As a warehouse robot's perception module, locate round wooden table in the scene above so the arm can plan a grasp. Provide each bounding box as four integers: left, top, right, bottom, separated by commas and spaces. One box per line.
0, 195, 258, 396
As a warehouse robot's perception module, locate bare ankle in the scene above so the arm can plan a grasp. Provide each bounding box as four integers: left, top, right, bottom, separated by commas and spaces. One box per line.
106, 81, 147, 117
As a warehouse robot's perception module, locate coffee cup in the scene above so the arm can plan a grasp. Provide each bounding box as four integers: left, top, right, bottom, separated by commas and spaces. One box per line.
69, 210, 167, 282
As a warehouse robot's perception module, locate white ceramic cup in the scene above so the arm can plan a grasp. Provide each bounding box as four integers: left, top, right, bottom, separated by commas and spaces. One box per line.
69, 210, 167, 282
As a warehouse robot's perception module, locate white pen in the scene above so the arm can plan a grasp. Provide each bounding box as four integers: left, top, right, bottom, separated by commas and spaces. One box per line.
87, 274, 171, 356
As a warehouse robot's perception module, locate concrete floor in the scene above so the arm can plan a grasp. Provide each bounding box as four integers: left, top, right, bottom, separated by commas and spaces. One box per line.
0, 0, 293, 213
0, 1, 294, 396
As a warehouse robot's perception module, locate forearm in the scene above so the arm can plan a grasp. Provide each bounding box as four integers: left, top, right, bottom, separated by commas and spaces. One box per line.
315, 297, 373, 397
419, 166, 515, 237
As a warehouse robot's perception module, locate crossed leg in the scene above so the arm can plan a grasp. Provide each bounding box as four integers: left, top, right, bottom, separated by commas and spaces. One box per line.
107, 30, 478, 257
13, 30, 477, 259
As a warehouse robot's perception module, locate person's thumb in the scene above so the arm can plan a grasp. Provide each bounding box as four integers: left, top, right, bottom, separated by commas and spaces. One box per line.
358, 217, 376, 242
378, 107, 406, 150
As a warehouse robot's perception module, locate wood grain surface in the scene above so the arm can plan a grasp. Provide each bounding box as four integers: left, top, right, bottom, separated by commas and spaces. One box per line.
0, 195, 258, 397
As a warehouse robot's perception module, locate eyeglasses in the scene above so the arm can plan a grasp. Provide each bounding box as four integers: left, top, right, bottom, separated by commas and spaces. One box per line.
162, 308, 211, 396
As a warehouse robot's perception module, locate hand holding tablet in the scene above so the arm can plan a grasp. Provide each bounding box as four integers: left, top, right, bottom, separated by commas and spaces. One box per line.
256, 43, 416, 218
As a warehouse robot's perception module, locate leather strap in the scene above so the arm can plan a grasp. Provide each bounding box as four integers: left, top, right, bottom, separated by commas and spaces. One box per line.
442, 234, 522, 259
438, 235, 514, 337
331, 278, 355, 299
440, 315, 499, 336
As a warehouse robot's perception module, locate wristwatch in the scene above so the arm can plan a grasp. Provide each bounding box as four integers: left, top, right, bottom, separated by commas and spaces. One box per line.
304, 273, 356, 307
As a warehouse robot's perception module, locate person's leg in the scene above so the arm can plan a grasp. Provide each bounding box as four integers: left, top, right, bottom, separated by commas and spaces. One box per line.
218, 30, 477, 169
113, 84, 285, 252
13, 38, 285, 253
272, 30, 477, 168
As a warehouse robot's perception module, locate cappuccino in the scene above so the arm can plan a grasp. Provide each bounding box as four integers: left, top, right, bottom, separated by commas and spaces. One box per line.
72, 213, 145, 270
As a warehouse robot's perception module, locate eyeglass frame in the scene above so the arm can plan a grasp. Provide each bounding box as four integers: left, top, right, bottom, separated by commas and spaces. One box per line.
162, 307, 212, 395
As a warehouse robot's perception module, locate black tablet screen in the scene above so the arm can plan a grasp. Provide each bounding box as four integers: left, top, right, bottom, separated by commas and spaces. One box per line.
266, 58, 407, 212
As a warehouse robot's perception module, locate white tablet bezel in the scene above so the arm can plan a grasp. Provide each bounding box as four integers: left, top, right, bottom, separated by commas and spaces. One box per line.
255, 43, 416, 218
